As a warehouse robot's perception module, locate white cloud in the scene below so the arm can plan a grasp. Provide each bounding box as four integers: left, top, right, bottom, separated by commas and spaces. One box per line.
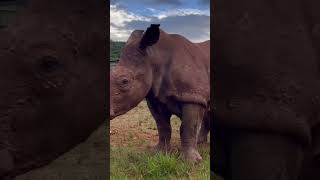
110, 4, 210, 42
110, 4, 151, 41
147, 8, 156, 12
153, 8, 209, 19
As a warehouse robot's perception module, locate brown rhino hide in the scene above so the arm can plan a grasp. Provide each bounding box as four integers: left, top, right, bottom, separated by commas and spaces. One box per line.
146, 30, 210, 107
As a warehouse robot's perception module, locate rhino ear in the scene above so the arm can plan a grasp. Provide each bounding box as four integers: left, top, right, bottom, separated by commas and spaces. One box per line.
127, 30, 144, 44
139, 24, 160, 50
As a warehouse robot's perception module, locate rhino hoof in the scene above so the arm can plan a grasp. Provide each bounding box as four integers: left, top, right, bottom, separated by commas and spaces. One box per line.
182, 148, 203, 164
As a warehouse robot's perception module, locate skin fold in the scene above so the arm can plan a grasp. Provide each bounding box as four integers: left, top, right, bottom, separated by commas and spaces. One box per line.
0, 0, 106, 179
213, 0, 320, 179
110, 25, 210, 163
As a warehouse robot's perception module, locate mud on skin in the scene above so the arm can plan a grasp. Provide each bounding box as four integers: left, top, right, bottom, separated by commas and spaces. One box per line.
0, 0, 106, 179
110, 24, 211, 163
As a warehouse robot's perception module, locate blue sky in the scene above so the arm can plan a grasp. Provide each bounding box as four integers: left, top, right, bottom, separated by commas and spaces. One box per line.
110, 0, 210, 42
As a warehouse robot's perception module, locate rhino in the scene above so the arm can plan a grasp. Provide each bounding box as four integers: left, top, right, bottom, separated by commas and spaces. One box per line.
213, 0, 320, 179
0, 0, 106, 179
110, 24, 210, 163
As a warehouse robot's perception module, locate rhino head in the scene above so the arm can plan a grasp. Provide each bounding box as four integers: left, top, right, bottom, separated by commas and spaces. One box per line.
0, 0, 106, 178
110, 24, 160, 119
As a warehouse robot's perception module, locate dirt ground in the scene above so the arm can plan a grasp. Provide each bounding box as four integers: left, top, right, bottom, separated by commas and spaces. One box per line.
110, 101, 183, 150
14, 123, 108, 180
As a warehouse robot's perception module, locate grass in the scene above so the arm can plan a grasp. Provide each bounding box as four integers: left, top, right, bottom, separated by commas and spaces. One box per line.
110, 146, 210, 180
110, 101, 210, 180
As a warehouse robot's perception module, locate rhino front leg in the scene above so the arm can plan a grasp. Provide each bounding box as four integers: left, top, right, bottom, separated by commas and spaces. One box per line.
146, 99, 172, 152
180, 104, 205, 163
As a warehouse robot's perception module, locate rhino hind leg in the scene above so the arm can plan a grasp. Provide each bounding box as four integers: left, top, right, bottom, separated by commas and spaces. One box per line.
180, 104, 205, 163
146, 99, 172, 152
198, 111, 211, 144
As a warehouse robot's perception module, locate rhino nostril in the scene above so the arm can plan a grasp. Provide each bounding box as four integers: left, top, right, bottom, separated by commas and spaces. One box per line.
122, 79, 129, 84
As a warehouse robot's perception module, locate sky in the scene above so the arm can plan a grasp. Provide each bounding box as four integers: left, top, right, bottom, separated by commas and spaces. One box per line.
110, 0, 210, 43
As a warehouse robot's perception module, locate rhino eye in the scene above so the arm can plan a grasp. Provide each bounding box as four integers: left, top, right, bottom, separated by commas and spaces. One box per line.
116, 76, 131, 91
38, 56, 62, 73
122, 78, 129, 84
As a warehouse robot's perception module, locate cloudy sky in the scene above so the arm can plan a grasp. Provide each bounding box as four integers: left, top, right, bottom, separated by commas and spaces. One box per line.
110, 0, 210, 42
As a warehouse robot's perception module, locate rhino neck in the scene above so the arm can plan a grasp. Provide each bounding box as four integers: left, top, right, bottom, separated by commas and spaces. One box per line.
146, 33, 174, 100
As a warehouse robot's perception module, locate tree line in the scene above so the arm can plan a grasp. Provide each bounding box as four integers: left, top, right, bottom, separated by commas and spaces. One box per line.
110, 40, 125, 62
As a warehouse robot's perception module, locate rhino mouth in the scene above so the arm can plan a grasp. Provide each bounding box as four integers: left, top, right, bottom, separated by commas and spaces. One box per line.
109, 107, 129, 120
110, 108, 115, 120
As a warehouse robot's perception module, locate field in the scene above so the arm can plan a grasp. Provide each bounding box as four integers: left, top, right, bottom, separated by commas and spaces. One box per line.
110, 101, 210, 180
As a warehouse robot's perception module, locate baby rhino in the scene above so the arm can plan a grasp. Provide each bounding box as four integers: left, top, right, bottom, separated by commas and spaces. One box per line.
110, 24, 210, 163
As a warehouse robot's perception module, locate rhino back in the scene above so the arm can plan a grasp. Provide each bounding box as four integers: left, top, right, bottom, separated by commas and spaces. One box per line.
151, 34, 210, 107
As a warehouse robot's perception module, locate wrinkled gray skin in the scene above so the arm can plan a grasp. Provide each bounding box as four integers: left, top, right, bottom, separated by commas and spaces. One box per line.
110, 25, 210, 163
213, 0, 320, 179
0, 0, 106, 179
